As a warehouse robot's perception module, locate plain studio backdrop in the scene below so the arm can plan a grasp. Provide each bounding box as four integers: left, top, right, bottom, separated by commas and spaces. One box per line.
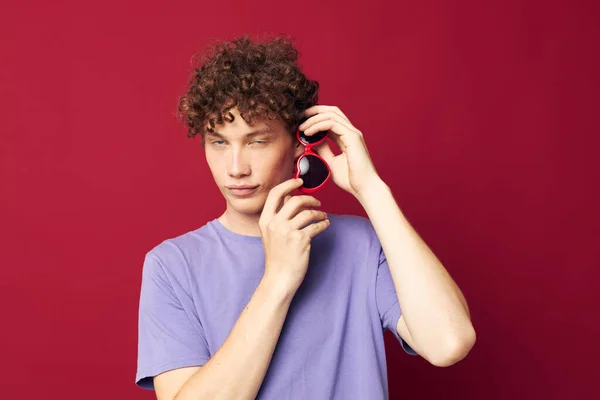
1, 0, 598, 399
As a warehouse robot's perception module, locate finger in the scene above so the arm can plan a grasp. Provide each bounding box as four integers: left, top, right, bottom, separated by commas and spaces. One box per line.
301, 218, 330, 238
277, 194, 293, 213
313, 140, 336, 165
290, 209, 328, 230
278, 195, 321, 220
300, 111, 348, 129
305, 117, 358, 136
262, 178, 304, 218
300, 111, 355, 135
304, 120, 356, 151
304, 105, 349, 121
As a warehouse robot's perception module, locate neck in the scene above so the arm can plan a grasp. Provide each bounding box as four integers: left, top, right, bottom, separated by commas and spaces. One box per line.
218, 208, 262, 237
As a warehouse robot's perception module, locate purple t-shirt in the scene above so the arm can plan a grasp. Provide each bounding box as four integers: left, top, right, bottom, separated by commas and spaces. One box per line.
136, 213, 417, 398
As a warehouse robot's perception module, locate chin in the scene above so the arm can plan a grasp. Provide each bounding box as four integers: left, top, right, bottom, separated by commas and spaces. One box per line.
226, 194, 266, 216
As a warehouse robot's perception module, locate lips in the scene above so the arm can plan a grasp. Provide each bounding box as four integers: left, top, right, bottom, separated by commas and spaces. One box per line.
226, 185, 259, 197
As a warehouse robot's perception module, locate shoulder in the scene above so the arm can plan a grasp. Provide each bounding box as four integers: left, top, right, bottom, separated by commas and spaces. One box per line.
319, 213, 379, 253
313, 213, 381, 278
149, 221, 217, 258
326, 213, 376, 238
143, 221, 217, 279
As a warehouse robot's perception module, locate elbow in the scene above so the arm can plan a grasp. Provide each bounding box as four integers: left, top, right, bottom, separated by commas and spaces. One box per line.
429, 325, 477, 367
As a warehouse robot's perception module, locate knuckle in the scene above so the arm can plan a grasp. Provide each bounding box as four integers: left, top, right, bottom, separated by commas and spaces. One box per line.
302, 208, 321, 219
267, 221, 278, 232
289, 196, 303, 207
296, 209, 310, 219
291, 230, 305, 241
303, 210, 319, 221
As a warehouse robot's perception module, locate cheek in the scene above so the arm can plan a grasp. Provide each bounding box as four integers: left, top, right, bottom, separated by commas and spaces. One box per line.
260, 149, 294, 173
205, 153, 223, 180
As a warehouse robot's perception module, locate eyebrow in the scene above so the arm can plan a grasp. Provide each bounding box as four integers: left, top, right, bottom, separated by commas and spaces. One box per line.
206, 128, 273, 139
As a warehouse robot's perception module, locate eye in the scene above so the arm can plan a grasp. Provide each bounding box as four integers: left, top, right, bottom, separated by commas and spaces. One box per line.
250, 140, 267, 145
212, 140, 225, 146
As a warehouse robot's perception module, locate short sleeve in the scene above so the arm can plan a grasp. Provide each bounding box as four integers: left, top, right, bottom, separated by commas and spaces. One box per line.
375, 246, 418, 356
136, 252, 211, 390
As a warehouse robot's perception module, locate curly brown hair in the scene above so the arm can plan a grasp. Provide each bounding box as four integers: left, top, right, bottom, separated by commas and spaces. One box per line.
176, 34, 319, 143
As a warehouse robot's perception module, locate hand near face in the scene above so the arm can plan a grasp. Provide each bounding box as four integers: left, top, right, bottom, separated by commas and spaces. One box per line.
298, 106, 382, 199
259, 178, 330, 293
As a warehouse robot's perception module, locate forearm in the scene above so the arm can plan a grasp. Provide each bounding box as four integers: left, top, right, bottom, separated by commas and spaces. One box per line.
358, 179, 475, 363
174, 274, 295, 400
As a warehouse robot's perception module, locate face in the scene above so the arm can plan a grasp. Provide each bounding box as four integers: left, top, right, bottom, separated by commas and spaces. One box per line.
204, 108, 304, 218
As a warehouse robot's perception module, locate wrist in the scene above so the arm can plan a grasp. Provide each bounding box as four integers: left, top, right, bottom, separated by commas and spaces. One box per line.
260, 272, 298, 303
355, 176, 390, 206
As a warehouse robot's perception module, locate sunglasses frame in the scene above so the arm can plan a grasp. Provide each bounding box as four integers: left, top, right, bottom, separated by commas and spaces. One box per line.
293, 127, 331, 194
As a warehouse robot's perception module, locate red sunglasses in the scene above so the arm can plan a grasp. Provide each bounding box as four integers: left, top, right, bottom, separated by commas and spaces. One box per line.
293, 126, 331, 194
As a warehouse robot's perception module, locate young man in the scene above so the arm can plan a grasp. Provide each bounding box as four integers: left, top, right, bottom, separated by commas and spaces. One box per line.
136, 35, 476, 400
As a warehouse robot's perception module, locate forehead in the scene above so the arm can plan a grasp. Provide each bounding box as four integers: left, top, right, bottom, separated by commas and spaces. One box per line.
208, 111, 288, 139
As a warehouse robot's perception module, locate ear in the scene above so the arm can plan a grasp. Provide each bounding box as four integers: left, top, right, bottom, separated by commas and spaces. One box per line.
294, 141, 305, 158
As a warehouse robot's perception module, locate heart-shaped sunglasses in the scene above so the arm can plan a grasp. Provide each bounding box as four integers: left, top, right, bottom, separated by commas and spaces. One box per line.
293, 125, 331, 193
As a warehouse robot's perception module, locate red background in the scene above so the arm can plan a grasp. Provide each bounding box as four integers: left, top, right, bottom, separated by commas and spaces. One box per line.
1, 0, 598, 398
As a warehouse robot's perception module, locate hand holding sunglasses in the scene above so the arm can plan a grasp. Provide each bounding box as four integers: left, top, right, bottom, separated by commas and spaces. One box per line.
297, 105, 383, 200
293, 124, 332, 194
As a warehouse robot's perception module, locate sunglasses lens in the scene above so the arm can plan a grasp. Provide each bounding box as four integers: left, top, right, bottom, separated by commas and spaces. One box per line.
298, 155, 329, 189
299, 130, 327, 144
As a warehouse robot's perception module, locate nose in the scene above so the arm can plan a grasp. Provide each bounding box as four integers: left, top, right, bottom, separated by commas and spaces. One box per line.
227, 146, 251, 178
